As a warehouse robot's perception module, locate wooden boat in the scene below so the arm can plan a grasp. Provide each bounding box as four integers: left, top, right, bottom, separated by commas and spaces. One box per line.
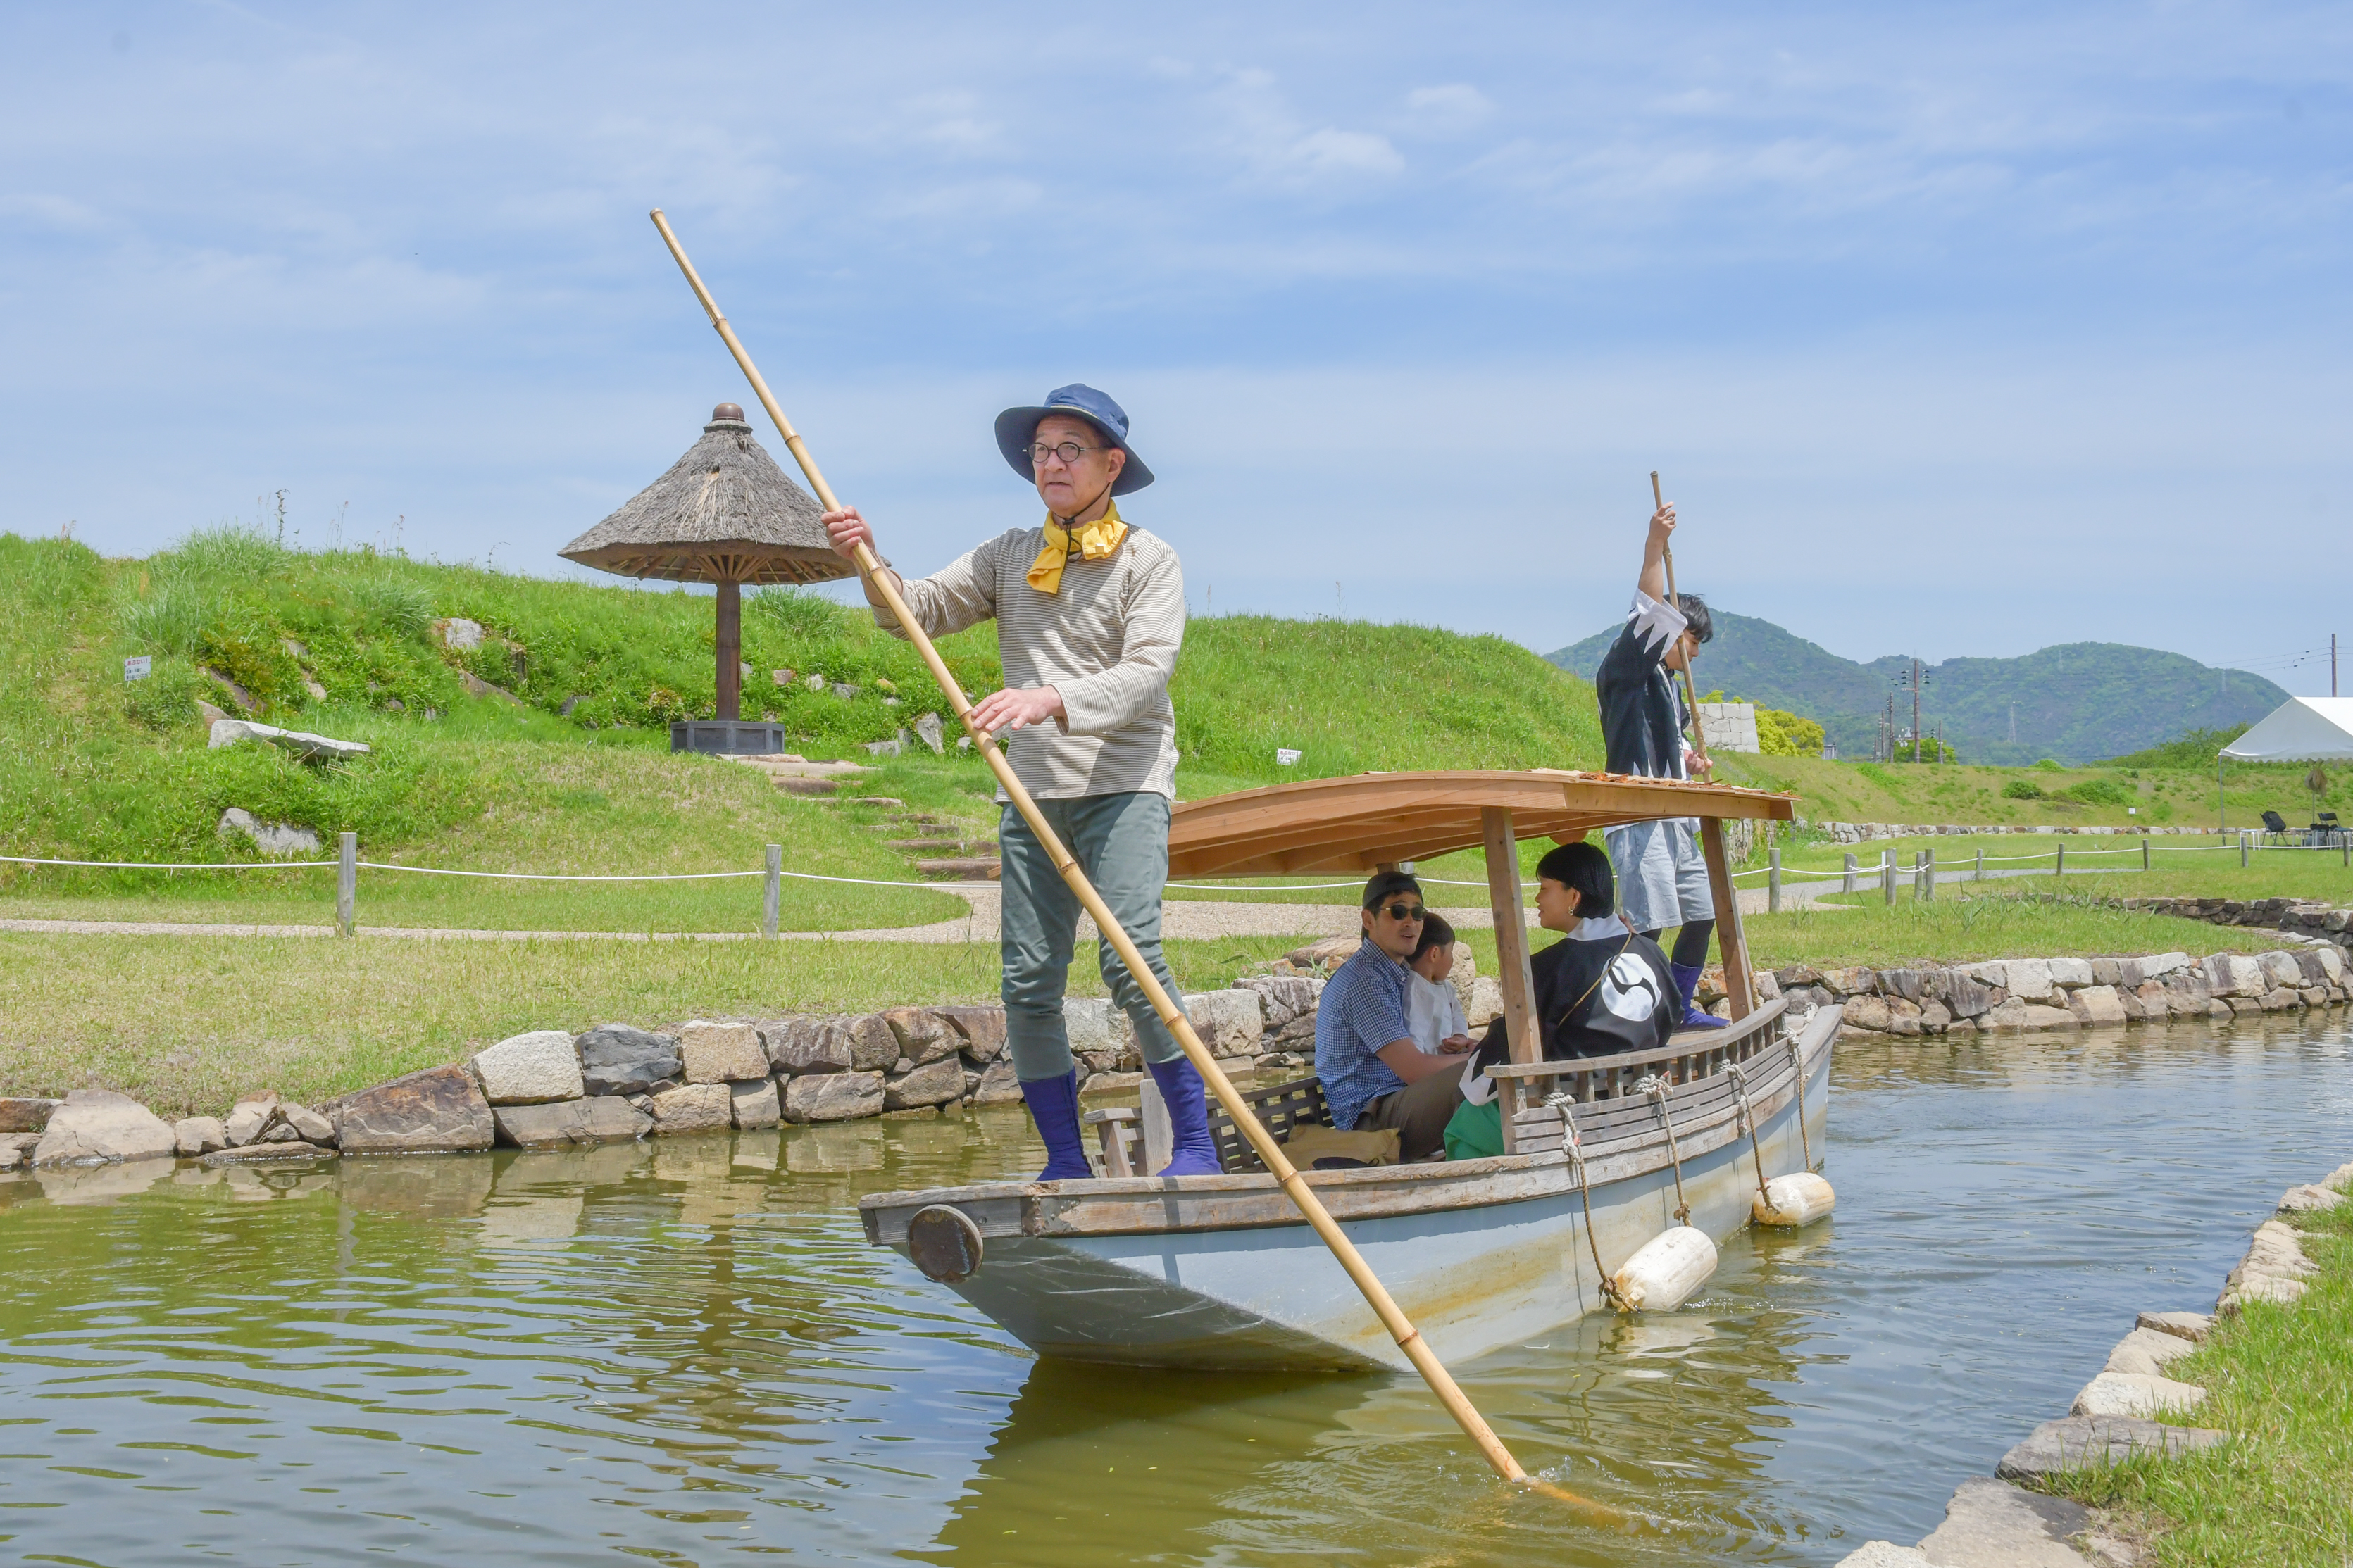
860, 768, 1819, 1371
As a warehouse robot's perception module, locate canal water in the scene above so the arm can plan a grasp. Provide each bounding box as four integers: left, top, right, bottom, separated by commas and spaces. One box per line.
3, 1015, 2347, 1567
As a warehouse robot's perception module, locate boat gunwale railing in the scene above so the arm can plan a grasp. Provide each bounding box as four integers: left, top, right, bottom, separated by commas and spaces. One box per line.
858, 1006, 1839, 1242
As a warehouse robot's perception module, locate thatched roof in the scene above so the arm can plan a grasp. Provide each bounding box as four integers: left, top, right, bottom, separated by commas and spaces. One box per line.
560, 405, 850, 585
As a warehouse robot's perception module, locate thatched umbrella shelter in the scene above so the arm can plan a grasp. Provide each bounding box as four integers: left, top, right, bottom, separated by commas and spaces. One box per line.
562, 403, 849, 749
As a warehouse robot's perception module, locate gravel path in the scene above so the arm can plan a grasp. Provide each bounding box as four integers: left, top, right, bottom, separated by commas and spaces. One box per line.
0, 863, 2131, 946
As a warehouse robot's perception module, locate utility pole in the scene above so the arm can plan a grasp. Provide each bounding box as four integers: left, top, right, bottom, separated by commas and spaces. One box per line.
2334, 633, 2339, 697
1913, 658, 1922, 764
2008, 702, 2017, 745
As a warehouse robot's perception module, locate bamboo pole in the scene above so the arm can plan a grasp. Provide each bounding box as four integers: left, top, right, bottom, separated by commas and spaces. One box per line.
647, 208, 1606, 1512
1651, 471, 1711, 778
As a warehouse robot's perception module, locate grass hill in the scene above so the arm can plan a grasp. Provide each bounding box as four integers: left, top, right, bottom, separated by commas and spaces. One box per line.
0, 528, 1604, 928
1546, 608, 2291, 767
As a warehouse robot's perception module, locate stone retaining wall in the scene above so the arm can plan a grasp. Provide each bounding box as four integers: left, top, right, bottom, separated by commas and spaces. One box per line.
2117, 895, 2353, 956
6, 923, 2347, 1174
1818, 820, 2212, 843
1776, 939, 2348, 1039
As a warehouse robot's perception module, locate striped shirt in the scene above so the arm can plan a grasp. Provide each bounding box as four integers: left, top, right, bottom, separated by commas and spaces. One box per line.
873, 525, 1185, 800
1314, 936, 1415, 1131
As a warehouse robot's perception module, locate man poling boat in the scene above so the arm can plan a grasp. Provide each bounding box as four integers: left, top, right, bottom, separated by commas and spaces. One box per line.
818, 384, 1224, 1184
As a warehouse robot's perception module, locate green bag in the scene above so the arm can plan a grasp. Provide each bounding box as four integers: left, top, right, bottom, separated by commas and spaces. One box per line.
1442, 1097, 1504, 1161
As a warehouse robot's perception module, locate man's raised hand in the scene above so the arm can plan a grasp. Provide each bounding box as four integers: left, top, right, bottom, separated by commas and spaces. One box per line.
1648, 501, 1678, 543
820, 506, 875, 563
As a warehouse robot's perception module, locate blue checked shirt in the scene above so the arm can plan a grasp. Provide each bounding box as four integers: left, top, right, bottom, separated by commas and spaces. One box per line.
1314, 936, 1416, 1131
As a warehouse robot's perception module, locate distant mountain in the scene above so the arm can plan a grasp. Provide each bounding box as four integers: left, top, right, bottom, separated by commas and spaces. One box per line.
1544, 610, 2292, 766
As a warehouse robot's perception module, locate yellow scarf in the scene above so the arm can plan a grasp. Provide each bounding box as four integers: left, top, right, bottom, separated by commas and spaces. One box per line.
1025, 502, 1127, 595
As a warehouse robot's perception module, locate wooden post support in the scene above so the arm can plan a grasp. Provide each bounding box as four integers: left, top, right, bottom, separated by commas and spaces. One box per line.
2056, 843, 2066, 877
1842, 851, 1857, 893
1480, 808, 1539, 1070
1976, 845, 1985, 882
2240, 831, 2249, 868
2143, 836, 2151, 872
714, 579, 743, 721
763, 843, 781, 937
1768, 846, 1781, 914
1883, 851, 1897, 905
336, 832, 356, 938
1699, 817, 1756, 1020
1921, 847, 1935, 902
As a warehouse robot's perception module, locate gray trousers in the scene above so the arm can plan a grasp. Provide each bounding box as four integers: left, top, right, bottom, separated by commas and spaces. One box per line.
998, 791, 1189, 1081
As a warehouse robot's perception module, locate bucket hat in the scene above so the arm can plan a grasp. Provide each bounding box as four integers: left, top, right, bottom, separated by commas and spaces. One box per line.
993, 383, 1155, 496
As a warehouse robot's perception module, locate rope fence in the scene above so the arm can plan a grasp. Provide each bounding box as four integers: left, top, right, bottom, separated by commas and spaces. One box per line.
3, 824, 2339, 932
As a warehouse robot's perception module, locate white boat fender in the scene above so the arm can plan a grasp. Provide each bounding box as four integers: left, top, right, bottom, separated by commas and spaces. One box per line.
1608, 1225, 1718, 1313
1752, 1172, 1837, 1228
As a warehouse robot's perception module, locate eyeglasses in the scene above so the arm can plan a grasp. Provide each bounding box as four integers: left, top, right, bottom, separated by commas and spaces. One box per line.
1378, 902, 1425, 922
1028, 441, 1098, 468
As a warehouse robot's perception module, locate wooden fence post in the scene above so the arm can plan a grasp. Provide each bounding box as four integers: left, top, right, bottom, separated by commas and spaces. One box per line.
337, 832, 356, 938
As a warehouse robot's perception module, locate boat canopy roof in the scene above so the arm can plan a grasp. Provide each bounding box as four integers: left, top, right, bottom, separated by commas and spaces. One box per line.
1167, 769, 1797, 879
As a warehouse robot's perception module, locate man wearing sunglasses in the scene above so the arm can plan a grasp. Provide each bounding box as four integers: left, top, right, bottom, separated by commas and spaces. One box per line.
820, 384, 1219, 1183
1313, 870, 1476, 1160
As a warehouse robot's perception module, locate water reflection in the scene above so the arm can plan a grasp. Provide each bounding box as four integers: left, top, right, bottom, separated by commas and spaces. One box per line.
0, 1015, 2345, 1565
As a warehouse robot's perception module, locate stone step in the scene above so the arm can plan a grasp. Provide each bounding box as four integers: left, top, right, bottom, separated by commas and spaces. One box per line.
916, 857, 1002, 881
847, 796, 906, 808
888, 837, 989, 853
775, 777, 838, 796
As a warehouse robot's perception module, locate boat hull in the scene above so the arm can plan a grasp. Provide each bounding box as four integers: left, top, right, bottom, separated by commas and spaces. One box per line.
863, 1007, 1836, 1372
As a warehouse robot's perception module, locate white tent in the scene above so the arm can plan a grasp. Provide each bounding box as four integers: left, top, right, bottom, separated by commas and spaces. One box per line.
2221, 697, 2353, 762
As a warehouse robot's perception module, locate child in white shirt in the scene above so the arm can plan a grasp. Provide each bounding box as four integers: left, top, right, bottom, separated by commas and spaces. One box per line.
1405, 912, 1473, 1056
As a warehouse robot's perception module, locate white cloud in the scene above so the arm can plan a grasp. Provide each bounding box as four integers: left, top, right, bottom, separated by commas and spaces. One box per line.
1402, 82, 1495, 134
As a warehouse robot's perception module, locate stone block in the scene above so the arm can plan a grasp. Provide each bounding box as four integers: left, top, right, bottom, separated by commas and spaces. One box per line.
1875, 967, 1923, 1001
884, 1058, 966, 1110
2103, 1326, 2198, 1376
647, 1082, 733, 1134
2278, 1183, 2342, 1214
1944, 974, 1995, 1019
1919, 1000, 1951, 1034
2139, 951, 2190, 978
844, 1015, 903, 1072
761, 1017, 854, 1075
730, 1079, 782, 1129
2202, 953, 2266, 998
32, 1089, 181, 1167
173, 1115, 226, 1156
2257, 987, 2301, 1012
1466, 976, 1504, 1027
1981, 998, 2030, 1032
2133, 980, 2171, 1017
0, 1098, 59, 1134
1063, 997, 1129, 1058
1752, 970, 1781, 1001
1842, 994, 1892, 1032
1830, 1545, 1931, 1567
2088, 957, 2121, 987
1917, 1477, 2092, 1568
1821, 965, 1877, 996
470, 1030, 585, 1105
1885, 998, 1923, 1036
494, 1096, 651, 1149
2258, 951, 2305, 989
2002, 958, 2055, 1001
2294, 949, 2331, 986
935, 1005, 1009, 1062
2136, 1310, 2211, 1341
1995, 1415, 2228, 1483
1187, 989, 1263, 1057
335, 1066, 495, 1154
2068, 985, 2129, 1027
677, 1021, 768, 1084
223, 1091, 277, 1147
785, 1071, 887, 1123
280, 1103, 335, 1144
2047, 956, 2093, 989
882, 1007, 962, 1067
1775, 964, 1824, 991
2312, 945, 2346, 984
576, 1024, 681, 1096
2072, 1372, 2206, 1418
966, 1060, 1022, 1105
2016, 1004, 2079, 1031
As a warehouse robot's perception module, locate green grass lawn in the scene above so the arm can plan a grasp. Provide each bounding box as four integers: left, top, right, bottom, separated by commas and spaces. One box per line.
1756, 832, 2353, 906
2040, 1190, 2353, 1566
0, 931, 1309, 1116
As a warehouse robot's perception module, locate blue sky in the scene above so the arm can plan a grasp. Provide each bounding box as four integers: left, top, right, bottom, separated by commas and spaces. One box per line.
3, 2, 2347, 691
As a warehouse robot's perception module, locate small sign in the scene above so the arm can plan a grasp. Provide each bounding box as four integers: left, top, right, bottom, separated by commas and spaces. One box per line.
1275, 747, 1302, 767
124, 656, 151, 682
